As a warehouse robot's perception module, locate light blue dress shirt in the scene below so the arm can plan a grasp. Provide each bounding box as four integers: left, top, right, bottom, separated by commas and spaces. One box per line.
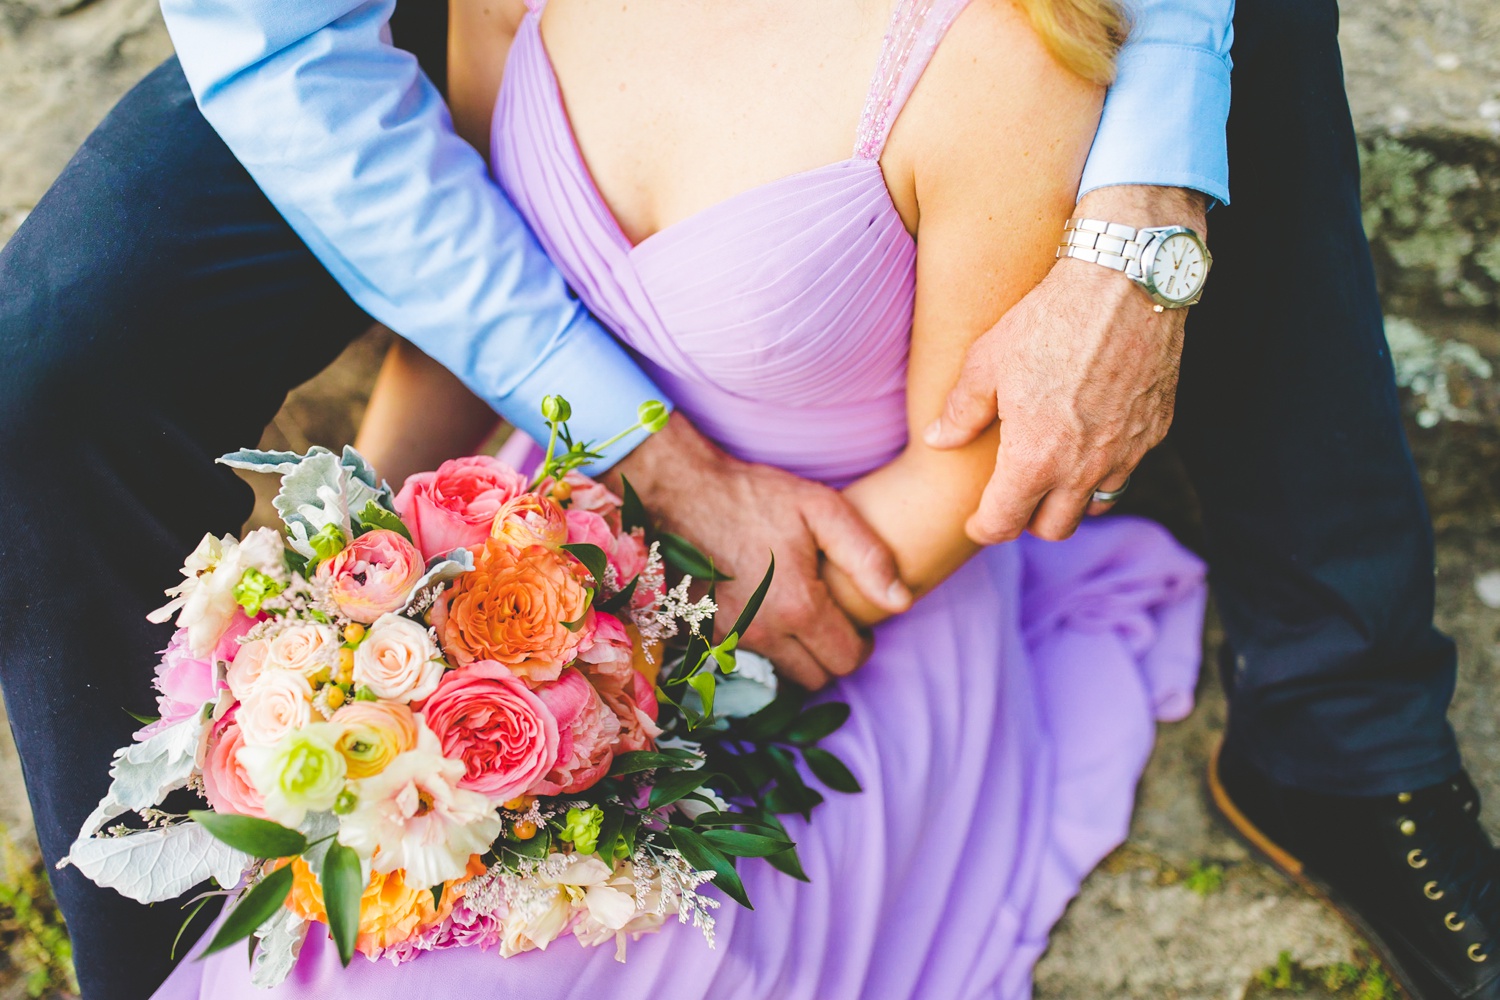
158, 0, 1233, 469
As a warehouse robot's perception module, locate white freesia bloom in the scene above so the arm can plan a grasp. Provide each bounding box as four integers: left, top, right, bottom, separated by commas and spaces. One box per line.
236, 669, 314, 747
337, 725, 500, 887
352, 614, 445, 702
498, 854, 616, 958
148, 528, 285, 656
571, 861, 666, 960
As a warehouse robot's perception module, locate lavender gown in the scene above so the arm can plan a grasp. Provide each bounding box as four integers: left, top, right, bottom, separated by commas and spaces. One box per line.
155, 1, 1208, 996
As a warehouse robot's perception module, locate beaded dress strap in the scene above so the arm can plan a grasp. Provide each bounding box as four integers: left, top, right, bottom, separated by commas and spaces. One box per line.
853, 0, 972, 160
524, 0, 544, 12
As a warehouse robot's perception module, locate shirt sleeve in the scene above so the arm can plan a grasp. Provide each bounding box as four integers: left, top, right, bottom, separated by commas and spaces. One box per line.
1078, 0, 1235, 206
157, 0, 667, 469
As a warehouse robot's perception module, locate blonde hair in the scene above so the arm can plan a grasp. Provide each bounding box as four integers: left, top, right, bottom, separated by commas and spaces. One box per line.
1016, 0, 1130, 85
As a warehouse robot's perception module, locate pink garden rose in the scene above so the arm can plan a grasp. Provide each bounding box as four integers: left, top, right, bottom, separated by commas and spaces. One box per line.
136, 612, 257, 740
202, 722, 268, 819
577, 612, 633, 684
395, 457, 529, 562
530, 668, 620, 796
596, 670, 661, 754
490, 493, 568, 550
562, 472, 622, 525
420, 661, 560, 802
564, 512, 649, 593
316, 529, 426, 624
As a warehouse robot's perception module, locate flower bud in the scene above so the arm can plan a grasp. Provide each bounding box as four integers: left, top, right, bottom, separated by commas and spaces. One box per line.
513, 820, 538, 840
343, 623, 366, 644
637, 400, 670, 433
308, 524, 347, 563
541, 395, 572, 423
561, 804, 605, 855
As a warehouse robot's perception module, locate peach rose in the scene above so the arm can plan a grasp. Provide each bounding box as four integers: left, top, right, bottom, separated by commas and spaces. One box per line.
594, 668, 661, 754
328, 701, 419, 779
395, 456, 529, 562
563, 471, 621, 519
577, 612, 634, 684
282, 855, 486, 958
352, 613, 445, 703
264, 623, 341, 680
490, 493, 568, 549
316, 529, 425, 624
235, 669, 313, 747
226, 638, 269, 702
202, 722, 269, 819
431, 539, 594, 684
420, 660, 560, 802
530, 669, 620, 796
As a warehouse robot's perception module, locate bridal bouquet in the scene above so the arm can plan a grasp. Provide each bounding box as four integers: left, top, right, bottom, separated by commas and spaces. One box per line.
61, 398, 858, 987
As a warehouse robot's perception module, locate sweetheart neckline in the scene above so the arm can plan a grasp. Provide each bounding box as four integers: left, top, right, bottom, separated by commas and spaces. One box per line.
503, 12, 917, 259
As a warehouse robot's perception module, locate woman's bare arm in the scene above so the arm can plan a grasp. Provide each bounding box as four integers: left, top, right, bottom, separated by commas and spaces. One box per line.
824, 0, 1105, 626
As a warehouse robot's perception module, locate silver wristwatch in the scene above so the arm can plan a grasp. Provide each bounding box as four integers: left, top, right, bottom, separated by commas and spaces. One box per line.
1057, 218, 1212, 310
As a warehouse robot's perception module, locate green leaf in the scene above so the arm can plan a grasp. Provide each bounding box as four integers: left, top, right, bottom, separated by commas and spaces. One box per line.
649, 767, 713, 810
189, 811, 308, 859
430, 885, 443, 910
172, 896, 211, 960
618, 476, 649, 533
737, 687, 807, 741
658, 533, 732, 581
561, 588, 595, 631
687, 671, 717, 720
764, 844, 811, 882
727, 556, 775, 645
597, 575, 639, 613
609, 751, 696, 776
322, 843, 365, 967
784, 702, 852, 745
500, 831, 551, 862
561, 543, 609, 585
668, 826, 752, 909
353, 500, 413, 543
764, 783, 824, 819
123, 707, 161, 726
801, 747, 862, 793
701, 828, 797, 858
199, 864, 294, 958
709, 633, 739, 673
594, 804, 625, 865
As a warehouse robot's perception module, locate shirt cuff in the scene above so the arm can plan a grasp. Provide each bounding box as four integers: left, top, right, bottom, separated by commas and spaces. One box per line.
488, 311, 673, 474
1079, 41, 1233, 207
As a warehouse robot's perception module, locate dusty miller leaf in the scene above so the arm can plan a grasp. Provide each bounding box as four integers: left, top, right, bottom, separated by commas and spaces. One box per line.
249, 907, 308, 989
62, 821, 250, 904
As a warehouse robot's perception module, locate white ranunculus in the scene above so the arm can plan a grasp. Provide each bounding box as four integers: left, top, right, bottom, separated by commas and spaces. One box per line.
238, 726, 347, 828
337, 726, 500, 887
352, 614, 445, 702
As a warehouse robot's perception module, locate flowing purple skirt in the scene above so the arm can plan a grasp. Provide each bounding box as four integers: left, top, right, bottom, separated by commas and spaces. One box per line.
155, 516, 1205, 1000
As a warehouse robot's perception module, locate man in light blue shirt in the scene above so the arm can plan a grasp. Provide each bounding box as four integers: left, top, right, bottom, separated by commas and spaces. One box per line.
0, 0, 1489, 997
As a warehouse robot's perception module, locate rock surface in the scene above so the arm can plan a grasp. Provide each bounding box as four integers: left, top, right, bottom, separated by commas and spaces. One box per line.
0, 1, 1497, 998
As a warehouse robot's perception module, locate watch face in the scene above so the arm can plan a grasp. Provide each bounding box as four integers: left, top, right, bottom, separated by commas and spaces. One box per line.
1149, 233, 1208, 303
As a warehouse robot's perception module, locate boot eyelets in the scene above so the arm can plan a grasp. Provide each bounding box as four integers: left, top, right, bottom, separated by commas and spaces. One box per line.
1409, 850, 1428, 869
1398, 792, 1413, 803
1469, 944, 1488, 963
1424, 881, 1445, 900
1446, 912, 1466, 932
1400, 819, 1417, 836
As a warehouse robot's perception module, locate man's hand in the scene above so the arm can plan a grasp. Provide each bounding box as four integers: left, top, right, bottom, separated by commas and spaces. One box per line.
607, 413, 911, 690
923, 185, 1208, 544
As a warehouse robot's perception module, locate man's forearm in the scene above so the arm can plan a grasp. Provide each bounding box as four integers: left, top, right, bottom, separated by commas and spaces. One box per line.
159, 0, 667, 469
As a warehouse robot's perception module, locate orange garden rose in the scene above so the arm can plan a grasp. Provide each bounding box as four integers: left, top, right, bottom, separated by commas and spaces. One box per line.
282, 855, 486, 959
489, 493, 568, 549
431, 539, 595, 684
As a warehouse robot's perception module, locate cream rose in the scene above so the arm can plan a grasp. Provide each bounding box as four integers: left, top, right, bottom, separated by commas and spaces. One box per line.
264, 623, 341, 679
226, 639, 270, 702
353, 613, 446, 703
236, 669, 314, 747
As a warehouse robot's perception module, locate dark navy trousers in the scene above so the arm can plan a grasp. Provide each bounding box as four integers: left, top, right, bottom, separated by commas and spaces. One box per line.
0, 0, 1460, 996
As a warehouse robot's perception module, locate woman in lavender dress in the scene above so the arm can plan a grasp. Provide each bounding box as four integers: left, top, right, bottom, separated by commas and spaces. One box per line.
155, 0, 1207, 996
